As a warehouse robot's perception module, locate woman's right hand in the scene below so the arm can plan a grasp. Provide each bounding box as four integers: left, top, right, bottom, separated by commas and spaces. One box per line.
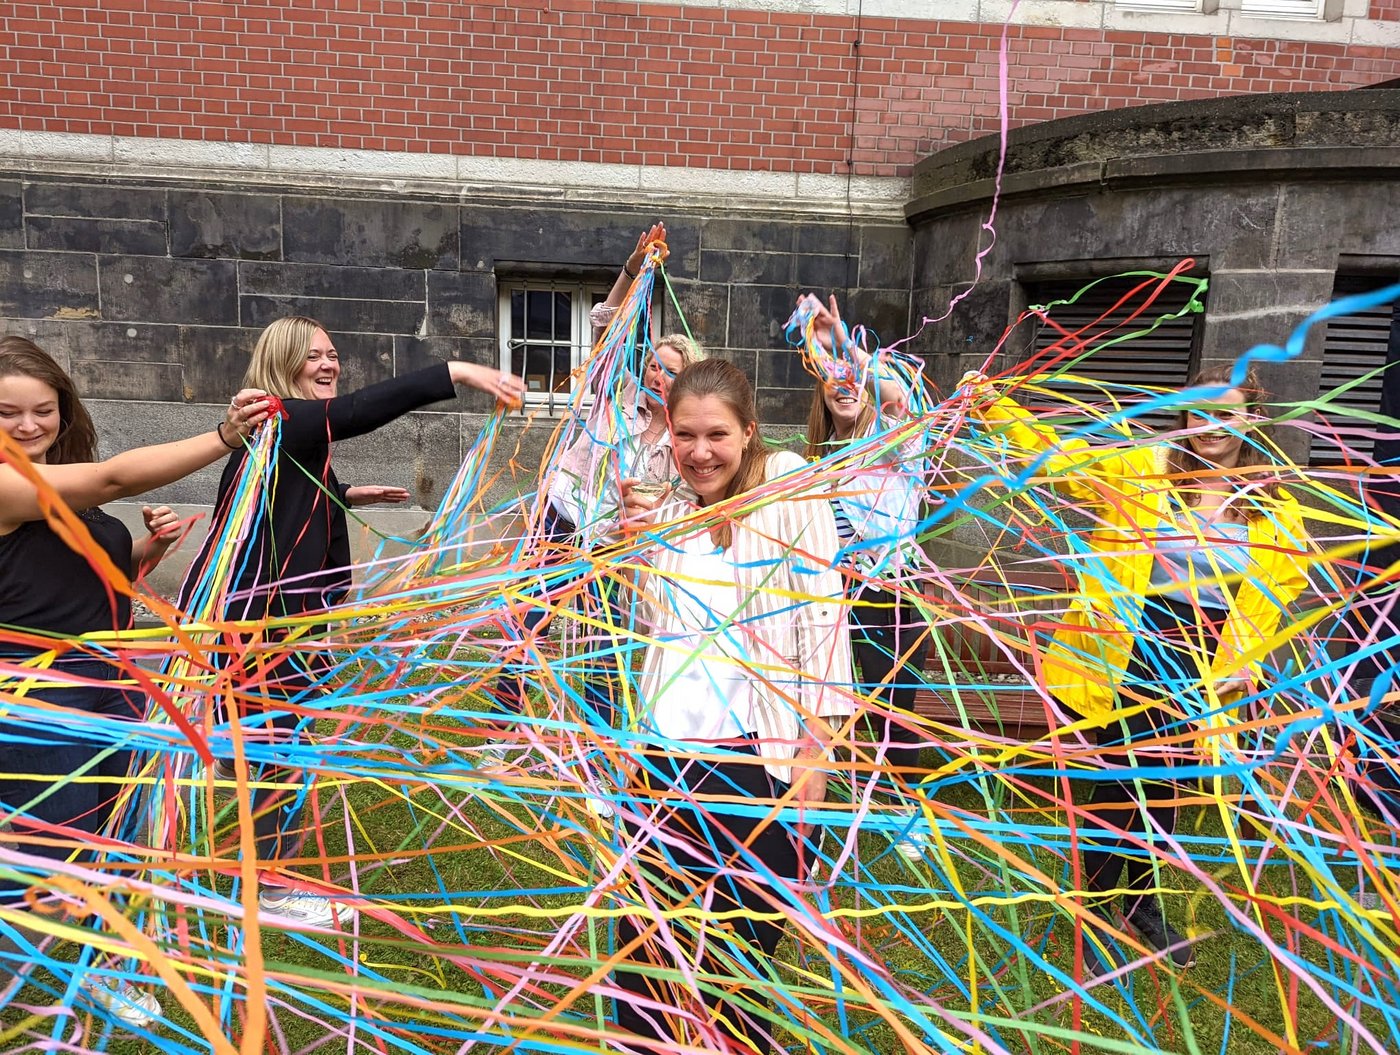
619, 477, 670, 531
224, 389, 273, 439
627, 221, 669, 275
447, 362, 526, 408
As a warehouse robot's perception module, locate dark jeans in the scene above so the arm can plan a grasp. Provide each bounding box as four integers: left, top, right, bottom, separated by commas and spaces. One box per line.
1082, 599, 1222, 899
0, 659, 142, 902
613, 746, 798, 1053
850, 583, 932, 794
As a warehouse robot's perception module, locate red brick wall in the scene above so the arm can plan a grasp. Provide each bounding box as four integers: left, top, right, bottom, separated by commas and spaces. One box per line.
1371, 0, 1400, 20
3, 1, 1400, 177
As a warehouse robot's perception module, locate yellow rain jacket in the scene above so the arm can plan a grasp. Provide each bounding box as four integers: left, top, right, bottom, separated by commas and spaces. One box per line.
978, 395, 1311, 725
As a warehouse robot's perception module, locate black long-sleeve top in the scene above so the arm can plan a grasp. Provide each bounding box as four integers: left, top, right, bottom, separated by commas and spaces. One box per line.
186, 363, 456, 622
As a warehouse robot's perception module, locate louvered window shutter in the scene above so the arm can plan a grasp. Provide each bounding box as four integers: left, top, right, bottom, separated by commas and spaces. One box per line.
1315, 276, 1396, 467
1022, 275, 1204, 433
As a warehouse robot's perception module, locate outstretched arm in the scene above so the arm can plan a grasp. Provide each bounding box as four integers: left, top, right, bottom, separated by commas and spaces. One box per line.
277, 361, 525, 449
0, 391, 270, 531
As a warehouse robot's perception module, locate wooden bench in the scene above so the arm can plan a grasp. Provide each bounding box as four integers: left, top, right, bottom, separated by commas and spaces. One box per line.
911, 569, 1073, 739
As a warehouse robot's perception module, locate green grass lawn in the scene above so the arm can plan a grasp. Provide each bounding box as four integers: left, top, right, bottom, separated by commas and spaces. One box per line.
5, 659, 1399, 1054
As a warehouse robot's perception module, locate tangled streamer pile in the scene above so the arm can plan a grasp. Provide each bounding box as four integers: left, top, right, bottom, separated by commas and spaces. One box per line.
3, 247, 1400, 1055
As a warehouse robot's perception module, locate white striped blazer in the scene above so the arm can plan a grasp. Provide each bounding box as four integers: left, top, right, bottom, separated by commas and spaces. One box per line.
632, 450, 854, 783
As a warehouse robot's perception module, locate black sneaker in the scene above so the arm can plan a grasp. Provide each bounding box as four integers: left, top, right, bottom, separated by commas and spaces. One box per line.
1124, 897, 1195, 969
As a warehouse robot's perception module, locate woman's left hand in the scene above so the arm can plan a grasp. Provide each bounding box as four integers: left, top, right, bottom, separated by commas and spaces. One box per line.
142, 504, 181, 546
346, 485, 411, 507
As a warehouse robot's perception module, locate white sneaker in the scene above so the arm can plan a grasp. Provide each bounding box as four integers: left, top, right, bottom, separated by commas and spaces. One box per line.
585, 794, 616, 819
87, 979, 161, 1031
258, 890, 354, 928
477, 743, 527, 773
895, 829, 928, 861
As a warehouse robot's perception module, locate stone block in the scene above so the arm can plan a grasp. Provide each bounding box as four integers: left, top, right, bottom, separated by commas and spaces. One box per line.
1277, 182, 1400, 268
26, 216, 167, 256
663, 280, 728, 348
24, 182, 166, 221
699, 249, 790, 285
0, 249, 99, 319
240, 294, 423, 335
913, 280, 1010, 360
1201, 268, 1336, 323
0, 183, 22, 250
756, 386, 810, 427
461, 206, 633, 273
793, 253, 850, 291
796, 223, 850, 257
859, 223, 914, 291
240, 260, 425, 302
98, 256, 237, 326
284, 196, 458, 270
426, 270, 497, 338
727, 283, 798, 349
699, 217, 789, 253
843, 287, 912, 349
70, 359, 185, 402
23, 319, 183, 369
169, 190, 281, 260
756, 347, 817, 392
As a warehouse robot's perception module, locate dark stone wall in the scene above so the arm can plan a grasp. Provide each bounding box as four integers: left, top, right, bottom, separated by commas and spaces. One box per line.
0, 174, 914, 500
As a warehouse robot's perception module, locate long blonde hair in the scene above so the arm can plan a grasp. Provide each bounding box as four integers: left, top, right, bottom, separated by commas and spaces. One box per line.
243, 316, 325, 399
666, 358, 768, 549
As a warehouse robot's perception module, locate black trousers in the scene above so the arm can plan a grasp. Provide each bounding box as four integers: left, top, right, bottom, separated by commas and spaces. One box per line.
850, 584, 932, 793
0, 659, 142, 902
613, 748, 798, 1053
1082, 600, 1222, 899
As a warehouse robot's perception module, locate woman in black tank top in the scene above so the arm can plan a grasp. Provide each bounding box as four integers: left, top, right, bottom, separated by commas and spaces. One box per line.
0, 336, 269, 1029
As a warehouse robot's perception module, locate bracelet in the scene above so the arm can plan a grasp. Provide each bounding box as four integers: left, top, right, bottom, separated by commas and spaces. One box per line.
216, 421, 242, 450
623, 263, 638, 280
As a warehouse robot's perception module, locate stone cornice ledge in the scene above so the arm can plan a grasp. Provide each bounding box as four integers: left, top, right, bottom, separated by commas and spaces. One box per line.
0, 130, 909, 220
905, 146, 1400, 222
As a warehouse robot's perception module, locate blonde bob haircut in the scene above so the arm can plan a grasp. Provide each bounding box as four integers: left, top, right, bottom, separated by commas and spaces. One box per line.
654, 333, 706, 367
243, 316, 326, 400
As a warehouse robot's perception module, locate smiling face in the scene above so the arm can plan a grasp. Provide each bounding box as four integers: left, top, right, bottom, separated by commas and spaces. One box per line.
669, 394, 755, 505
0, 373, 61, 464
1184, 387, 1251, 468
296, 329, 341, 399
642, 343, 686, 404
821, 379, 869, 439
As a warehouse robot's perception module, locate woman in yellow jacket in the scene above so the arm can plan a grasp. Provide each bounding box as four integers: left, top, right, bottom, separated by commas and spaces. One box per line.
965, 364, 1310, 970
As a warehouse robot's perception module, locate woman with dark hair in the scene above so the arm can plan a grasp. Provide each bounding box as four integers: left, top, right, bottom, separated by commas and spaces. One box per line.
964, 363, 1310, 971
795, 294, 932, 857
611, 357, 852, 1051
0, 335, 269, 1028
186, 315, 524, 929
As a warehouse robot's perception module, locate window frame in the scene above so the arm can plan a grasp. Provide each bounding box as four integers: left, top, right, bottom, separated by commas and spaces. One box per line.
497, 278, 612, 414
1113, 0, 1203, 11
1240, 0, 1326, 18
